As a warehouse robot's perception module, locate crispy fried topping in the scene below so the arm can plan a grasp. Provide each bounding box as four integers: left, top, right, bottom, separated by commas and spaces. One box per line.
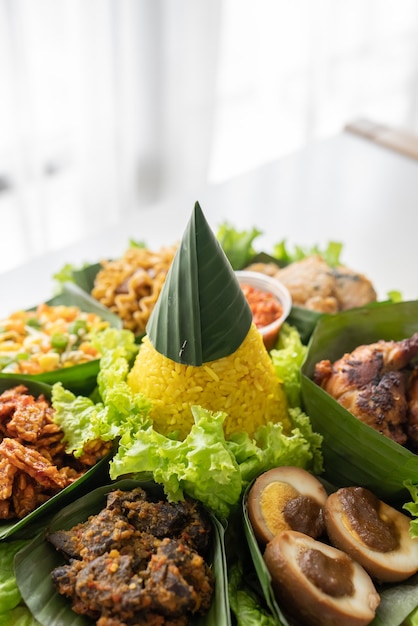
0, 385, 109, 519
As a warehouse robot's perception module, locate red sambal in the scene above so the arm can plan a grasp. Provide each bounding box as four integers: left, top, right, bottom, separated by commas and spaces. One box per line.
241, 283, 283, 328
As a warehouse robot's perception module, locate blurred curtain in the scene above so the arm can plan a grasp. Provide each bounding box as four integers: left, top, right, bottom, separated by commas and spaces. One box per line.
0, 0, 221, 270
1, 0, 418, 272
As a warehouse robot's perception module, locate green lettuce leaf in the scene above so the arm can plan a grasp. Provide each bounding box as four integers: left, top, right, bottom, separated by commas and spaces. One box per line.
387, 290, 403, 303
270, 322, 307, 407
0, 607, 40, 626
52, 328, 150, 457
110, 407, 243, 519
109, 405, 321, 519
216, 222, 262, 270
226, 409, 322, 487
0, 540, 28, 614
272, 239, 343, 267
403, 481, 418, 538
0, 539, 40, 625
405, 605, 418, 626
228, 561, 277, 626
370, 573, 418, 626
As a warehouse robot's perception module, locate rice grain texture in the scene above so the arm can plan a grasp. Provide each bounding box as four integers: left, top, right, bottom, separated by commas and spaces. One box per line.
127, 324, 289, 439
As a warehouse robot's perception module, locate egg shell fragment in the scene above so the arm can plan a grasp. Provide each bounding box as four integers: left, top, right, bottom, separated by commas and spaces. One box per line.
264, 530, 380, 626
247, 466, 328, 546
324, 487, 418, 583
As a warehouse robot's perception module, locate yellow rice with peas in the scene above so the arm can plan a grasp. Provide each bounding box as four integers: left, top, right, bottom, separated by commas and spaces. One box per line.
127, 323, 289, 439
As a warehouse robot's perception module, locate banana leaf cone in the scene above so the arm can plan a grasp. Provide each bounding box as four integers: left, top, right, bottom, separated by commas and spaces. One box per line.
128, 202, 289, 439
146, 201, 253, 365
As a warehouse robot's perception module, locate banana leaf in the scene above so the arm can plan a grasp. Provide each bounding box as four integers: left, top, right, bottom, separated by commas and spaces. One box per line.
301, 300, 418, 504
286, 306, 323, 345
242, 484, 291, 626
147, 202, 252, 365
49, 282, 121, 325
14, 479, 231, 626
0, 377, 52, 398
0, 362, 100, 396
70, 263, 102, 294
0, 284, 122, 395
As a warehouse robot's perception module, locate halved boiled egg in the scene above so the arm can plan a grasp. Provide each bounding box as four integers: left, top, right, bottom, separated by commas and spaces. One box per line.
324, 486, 418, 583
264, 530, 380, 626
247, 466, 328, 546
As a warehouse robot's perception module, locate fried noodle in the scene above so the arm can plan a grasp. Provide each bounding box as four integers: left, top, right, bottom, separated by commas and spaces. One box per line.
91, 245, 177, 335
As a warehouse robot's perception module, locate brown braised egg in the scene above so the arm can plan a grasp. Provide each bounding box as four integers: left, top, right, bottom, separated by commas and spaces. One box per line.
264, 530, 380, 626
247, 466, 328, 546
324, 486, 418, 583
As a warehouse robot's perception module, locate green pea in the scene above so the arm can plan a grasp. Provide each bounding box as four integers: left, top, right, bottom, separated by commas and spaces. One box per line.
51, 333, 68, 351
26, 318, 42, 329
0, 356, 13, 369
68, 319, 87, 336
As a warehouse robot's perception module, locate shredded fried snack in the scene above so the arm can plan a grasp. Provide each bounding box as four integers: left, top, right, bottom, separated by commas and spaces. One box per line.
91, 245, 177, 335
0, 385, 111, 519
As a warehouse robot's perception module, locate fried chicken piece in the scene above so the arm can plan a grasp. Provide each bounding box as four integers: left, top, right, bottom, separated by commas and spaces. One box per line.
275, 256, 337, 309
314, 334, 418, 444
246, 256, 377, 313
78, 438, 113, 466
302, 295, 339, 313
245, 262, 280, 277
407, 367, 418, 450
331, 266, 377, 310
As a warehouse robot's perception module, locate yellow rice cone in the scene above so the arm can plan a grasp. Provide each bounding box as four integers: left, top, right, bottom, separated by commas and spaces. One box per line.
128, 324, 290, 439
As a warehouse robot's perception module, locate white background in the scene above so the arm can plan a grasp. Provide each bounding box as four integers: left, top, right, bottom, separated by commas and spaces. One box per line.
1, 0, 418, 272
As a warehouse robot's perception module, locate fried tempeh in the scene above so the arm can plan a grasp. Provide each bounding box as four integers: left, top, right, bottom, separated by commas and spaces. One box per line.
6, 394, 56, 442
0, 385, 109, 520
12, 473, 37, 518
0, 438, 68, 490
0, 456, 17, 500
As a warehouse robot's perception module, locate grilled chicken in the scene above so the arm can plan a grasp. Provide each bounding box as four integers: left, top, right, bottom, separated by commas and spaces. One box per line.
247, 255, 377, 313
407, 368, 418, 448
314, 333, 418, 446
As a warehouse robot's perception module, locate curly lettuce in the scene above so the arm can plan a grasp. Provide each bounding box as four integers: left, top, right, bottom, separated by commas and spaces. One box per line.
0, 539, 40, 624
270, 322, 307, 407
217, 222, 262, 270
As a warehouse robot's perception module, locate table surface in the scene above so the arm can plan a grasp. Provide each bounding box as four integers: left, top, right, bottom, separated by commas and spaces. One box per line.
1, 131, 417, 318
